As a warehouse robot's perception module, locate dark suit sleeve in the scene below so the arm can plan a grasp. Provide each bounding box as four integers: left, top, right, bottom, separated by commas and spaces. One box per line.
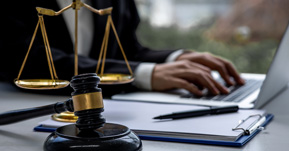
111, 0, 177, 63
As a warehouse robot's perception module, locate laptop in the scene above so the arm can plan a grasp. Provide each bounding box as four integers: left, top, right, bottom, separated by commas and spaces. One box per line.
112, 23, 289, 109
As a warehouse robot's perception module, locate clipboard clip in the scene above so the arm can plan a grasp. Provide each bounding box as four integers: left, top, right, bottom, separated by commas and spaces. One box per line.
232, 114, 266, 135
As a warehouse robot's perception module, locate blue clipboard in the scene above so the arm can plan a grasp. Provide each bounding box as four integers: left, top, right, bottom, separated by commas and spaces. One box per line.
34, 114, 273, 147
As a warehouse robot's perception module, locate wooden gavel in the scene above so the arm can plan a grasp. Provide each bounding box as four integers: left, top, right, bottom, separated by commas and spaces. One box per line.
0, 73, 142, 151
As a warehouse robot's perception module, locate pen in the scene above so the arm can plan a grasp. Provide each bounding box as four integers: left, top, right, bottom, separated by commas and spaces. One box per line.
153, 105, 239, 120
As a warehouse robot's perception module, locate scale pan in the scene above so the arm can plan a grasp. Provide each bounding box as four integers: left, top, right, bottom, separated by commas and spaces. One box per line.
14, 79, 70, 90
99, 73, 134, 85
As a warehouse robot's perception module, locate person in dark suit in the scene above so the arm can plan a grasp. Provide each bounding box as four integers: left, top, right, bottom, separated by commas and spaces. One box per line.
0, 0, 244, 96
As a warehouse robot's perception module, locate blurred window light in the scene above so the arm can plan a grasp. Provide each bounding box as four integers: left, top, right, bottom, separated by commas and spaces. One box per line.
135, 0, 288, 74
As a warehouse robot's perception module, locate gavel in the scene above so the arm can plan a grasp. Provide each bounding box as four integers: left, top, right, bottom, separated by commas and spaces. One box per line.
0, 73, 142, 151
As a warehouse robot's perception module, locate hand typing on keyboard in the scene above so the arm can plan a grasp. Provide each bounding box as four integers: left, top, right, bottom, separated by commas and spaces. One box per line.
151, 52, 245, 96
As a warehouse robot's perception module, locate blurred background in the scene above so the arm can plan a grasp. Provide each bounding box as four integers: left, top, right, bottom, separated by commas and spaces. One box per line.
135, 0, 289, 73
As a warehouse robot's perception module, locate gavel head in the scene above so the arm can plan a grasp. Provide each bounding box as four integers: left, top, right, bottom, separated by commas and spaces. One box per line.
70, 73, 105, 130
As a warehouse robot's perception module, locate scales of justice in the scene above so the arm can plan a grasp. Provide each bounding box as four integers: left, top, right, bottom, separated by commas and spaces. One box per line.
0, 0, 142, 150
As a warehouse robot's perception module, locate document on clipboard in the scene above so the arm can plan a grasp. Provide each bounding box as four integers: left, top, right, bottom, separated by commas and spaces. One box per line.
35, 99, 273, 147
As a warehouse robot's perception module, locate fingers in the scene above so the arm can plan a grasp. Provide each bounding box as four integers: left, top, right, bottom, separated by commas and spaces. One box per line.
181, 52, 245, 85
176, 70, 229, 95
199, 54, 244, 86
226, 61, 245, 85
207, 75, 230, 94
172, 78, 203, 96
213, 61, 235, 85
215, 58, 245, 85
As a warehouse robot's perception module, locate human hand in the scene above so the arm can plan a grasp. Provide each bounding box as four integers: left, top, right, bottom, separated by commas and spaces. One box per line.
151, 60, 230, 96
176, 51, 245, 86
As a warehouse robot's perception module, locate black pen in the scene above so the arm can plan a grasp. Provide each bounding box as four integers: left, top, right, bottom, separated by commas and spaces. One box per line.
153, 105, 239, 120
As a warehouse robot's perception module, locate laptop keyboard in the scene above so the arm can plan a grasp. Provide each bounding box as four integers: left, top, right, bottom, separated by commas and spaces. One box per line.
180, 79, 263, 102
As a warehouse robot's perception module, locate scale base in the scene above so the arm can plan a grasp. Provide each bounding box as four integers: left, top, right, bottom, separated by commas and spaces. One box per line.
44, 123, 142, 151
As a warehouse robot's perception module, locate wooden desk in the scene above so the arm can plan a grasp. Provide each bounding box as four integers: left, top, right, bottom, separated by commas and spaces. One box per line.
0, 81, 288, 151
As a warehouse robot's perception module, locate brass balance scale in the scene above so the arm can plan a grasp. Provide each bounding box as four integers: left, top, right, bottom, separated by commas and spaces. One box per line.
14, 0, 134, 122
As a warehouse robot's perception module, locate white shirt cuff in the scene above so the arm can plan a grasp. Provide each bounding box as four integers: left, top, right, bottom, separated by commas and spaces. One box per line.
165, 49, 185, 62
133, 63, 156, 91
134, 49, 187, 90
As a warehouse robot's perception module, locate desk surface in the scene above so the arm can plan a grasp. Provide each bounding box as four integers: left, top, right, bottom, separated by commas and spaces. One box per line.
0, 81, 288, 151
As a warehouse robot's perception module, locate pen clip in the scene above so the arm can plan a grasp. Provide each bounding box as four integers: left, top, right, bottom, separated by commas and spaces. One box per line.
232, 114, 266, 135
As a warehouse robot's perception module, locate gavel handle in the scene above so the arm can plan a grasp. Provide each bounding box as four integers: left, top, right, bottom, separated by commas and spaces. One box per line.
0, 98, 73, 125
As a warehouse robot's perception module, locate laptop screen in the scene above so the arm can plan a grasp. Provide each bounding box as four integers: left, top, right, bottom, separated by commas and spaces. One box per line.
255, 22, 289, 108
